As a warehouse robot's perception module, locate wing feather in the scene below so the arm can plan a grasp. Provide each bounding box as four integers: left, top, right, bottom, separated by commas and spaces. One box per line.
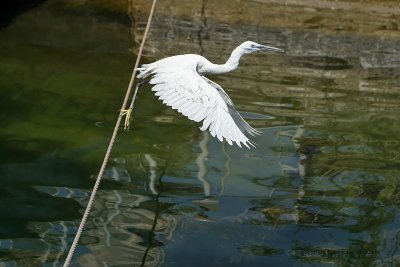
179, 101, 193, 112
173, 98, 187, 109
202, 76, 261, 137
159, 88, 175, 97
181, 105, 193, 116
161, 91, 178, 101
193, 108, 207, 121
168, 95, 183, 106
138, 57, 258, 148
151, 84, 165, 92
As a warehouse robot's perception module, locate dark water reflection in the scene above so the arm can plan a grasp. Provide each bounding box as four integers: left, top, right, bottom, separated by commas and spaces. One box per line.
1, 1, 400, 266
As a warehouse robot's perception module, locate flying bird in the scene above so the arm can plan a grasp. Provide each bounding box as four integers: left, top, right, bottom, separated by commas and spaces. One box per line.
136, 41, 284, 148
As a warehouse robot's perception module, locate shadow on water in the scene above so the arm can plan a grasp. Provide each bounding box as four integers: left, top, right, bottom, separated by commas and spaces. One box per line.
0, 0, 46, 29
1, 0, 400, 266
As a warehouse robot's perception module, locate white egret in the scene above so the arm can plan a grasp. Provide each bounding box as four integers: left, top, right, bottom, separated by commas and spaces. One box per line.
136, 41, 284, 148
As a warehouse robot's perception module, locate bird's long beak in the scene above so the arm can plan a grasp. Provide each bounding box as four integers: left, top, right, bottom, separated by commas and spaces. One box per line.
259, 45, 284, 53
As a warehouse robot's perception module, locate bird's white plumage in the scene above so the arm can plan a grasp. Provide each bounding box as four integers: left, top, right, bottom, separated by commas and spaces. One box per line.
136, 41, 284, 148
138, 55, 253, 148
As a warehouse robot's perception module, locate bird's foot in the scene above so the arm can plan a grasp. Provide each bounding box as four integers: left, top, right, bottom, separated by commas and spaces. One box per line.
120, 108, 133, 131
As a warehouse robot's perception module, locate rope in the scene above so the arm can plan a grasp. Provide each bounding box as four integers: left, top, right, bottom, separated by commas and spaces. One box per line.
63, 1, 157, 265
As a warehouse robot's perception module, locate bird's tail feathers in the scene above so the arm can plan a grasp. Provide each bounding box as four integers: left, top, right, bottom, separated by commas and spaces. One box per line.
136, 64, 155, 79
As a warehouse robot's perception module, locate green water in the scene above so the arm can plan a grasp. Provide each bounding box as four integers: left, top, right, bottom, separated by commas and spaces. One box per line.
1, 1, 400, 266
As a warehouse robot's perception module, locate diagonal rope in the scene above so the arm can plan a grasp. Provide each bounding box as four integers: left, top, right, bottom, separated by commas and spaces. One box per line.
63, 1, 158, 266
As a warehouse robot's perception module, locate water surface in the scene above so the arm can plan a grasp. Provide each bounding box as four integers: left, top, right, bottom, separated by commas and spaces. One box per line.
1, 1, 400, 266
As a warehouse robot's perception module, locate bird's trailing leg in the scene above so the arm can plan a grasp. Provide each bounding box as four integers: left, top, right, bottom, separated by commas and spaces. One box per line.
121, 79, 149, 131
121, 108, 133, 131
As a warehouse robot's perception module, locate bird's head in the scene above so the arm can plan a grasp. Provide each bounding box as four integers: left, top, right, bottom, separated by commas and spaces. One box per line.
239, 41, 284, 54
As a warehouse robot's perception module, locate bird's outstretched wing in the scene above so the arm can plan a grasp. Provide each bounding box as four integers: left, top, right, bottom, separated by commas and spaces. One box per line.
137, 63, 258, 148
201, 76, 261, 137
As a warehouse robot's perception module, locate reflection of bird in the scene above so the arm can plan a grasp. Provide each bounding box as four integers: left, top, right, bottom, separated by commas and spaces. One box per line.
137, 41, 284, 148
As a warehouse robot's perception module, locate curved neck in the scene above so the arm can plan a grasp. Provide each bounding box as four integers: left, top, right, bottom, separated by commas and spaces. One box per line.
200, 47, 244, 75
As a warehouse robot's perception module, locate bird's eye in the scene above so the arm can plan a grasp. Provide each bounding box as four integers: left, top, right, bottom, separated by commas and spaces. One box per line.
251, 44, 256, 48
